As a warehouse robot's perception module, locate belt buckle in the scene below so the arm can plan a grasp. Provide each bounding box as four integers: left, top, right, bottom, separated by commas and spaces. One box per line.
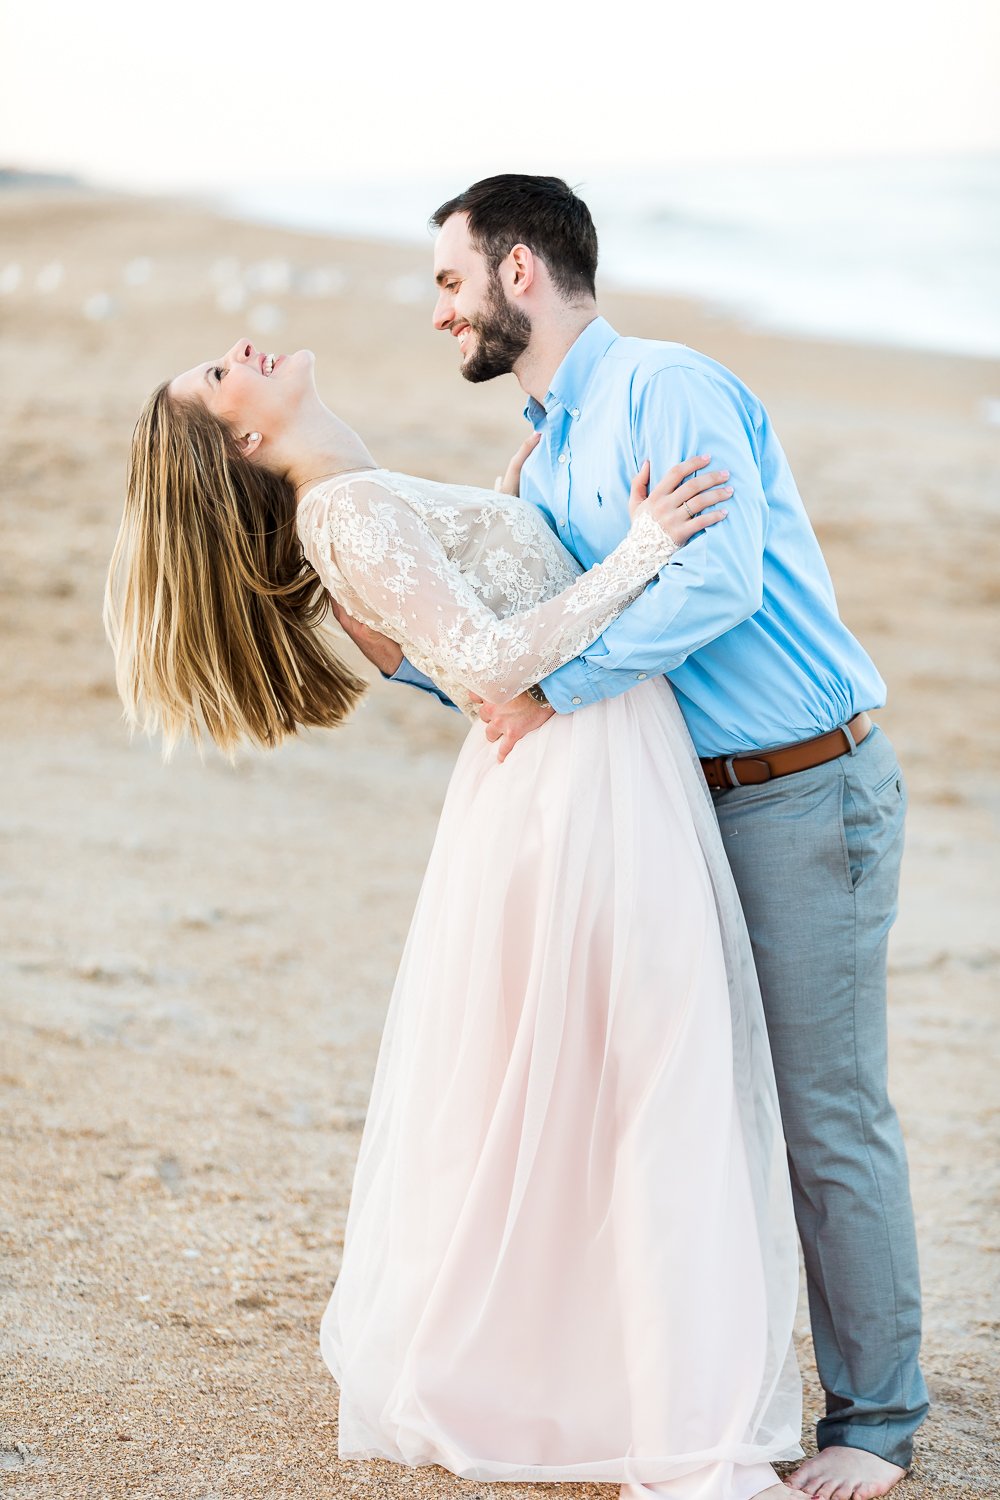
726, 755, 772, 787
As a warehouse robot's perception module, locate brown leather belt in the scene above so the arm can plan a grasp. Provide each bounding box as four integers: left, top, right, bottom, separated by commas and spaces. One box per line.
700, 712, 873, 790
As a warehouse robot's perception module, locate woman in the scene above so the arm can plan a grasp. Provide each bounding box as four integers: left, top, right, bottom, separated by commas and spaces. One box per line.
105, 339, 805, 1500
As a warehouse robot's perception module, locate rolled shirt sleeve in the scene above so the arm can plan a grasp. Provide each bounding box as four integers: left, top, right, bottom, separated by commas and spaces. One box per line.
386, 657, 460, 711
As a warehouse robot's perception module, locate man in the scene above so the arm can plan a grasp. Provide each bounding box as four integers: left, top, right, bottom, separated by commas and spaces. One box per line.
337, 174, 928, 1500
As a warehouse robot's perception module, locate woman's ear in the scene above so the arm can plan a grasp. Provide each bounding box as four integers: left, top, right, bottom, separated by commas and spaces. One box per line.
244, 431, 263, 456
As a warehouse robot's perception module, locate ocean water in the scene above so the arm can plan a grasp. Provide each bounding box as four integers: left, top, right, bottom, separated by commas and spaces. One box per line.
224, 155, 1000, 360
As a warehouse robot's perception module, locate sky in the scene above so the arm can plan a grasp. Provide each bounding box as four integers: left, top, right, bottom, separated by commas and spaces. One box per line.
2, 1, 998, 191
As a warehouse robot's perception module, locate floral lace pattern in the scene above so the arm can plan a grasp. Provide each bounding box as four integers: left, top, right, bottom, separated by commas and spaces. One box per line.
296, 469, 678, 713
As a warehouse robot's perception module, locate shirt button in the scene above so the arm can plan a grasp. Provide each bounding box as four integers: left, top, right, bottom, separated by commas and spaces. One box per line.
570, 407, 580, 419
636, 673, 647, 680
560, 517, 568, 526
571, 696, 583, 705
557, 452, 568, 464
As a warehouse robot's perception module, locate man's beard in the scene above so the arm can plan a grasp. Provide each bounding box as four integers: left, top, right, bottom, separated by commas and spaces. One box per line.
460, 270, 531, 384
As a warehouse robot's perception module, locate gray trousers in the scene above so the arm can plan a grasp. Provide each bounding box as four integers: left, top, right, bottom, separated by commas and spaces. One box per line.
711, 724, 929, 1468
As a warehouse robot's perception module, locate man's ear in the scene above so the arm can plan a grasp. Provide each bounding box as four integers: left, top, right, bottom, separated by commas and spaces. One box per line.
508, 243, 535, 297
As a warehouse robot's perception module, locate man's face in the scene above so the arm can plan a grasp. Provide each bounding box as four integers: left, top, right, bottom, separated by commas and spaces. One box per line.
432, 212, 531, 383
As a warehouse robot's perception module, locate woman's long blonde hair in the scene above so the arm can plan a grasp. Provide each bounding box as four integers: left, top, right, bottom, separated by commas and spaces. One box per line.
104, 384, 366, 757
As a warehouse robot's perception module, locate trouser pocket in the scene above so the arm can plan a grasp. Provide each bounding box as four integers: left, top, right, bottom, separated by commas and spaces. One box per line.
839, 756, 907, 893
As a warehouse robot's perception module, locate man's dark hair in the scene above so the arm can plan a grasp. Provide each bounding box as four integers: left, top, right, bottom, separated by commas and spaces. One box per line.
431, 174, 598, 301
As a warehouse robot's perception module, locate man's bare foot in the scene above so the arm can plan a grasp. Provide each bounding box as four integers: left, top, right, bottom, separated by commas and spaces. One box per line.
787, 1446, 907, 1500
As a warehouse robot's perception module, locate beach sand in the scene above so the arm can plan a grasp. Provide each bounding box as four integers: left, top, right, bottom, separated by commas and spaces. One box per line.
1, 191, 998, 1499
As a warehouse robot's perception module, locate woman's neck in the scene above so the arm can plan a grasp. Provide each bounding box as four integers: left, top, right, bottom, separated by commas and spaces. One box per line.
279, 405, 379, 499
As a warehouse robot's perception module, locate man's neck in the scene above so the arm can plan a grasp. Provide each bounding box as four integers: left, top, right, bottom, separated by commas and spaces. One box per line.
515, 306, 600, 404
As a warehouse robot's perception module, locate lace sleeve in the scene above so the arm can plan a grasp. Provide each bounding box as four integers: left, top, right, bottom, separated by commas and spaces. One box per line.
306, 476, 677, 705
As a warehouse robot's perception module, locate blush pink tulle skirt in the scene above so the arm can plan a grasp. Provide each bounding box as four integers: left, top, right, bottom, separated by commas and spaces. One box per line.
321, 679, 802, 1498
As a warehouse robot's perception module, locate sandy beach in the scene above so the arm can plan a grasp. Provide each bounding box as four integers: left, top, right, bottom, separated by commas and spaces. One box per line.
1, 189, 998, 1499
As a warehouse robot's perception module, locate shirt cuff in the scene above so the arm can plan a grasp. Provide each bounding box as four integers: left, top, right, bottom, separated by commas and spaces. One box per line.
386, 657, 459, 712
543, 652, 658, 714
387, 657, 429, 688
540, 656, 604, 713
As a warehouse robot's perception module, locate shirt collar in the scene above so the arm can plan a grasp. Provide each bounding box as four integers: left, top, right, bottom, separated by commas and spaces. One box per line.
523, 315, 619, 428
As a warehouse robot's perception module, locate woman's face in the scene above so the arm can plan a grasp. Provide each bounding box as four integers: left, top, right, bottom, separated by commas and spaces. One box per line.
169, 339, 316, 438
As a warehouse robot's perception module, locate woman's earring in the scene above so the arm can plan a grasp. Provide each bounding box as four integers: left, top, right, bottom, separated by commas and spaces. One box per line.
248, 432, 261, 443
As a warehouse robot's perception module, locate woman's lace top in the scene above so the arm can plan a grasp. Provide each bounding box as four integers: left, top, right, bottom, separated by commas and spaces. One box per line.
296, 469, 678, 715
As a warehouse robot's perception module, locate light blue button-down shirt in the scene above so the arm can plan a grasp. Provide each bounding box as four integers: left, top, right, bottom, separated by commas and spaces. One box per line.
391, 316, 885, 757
